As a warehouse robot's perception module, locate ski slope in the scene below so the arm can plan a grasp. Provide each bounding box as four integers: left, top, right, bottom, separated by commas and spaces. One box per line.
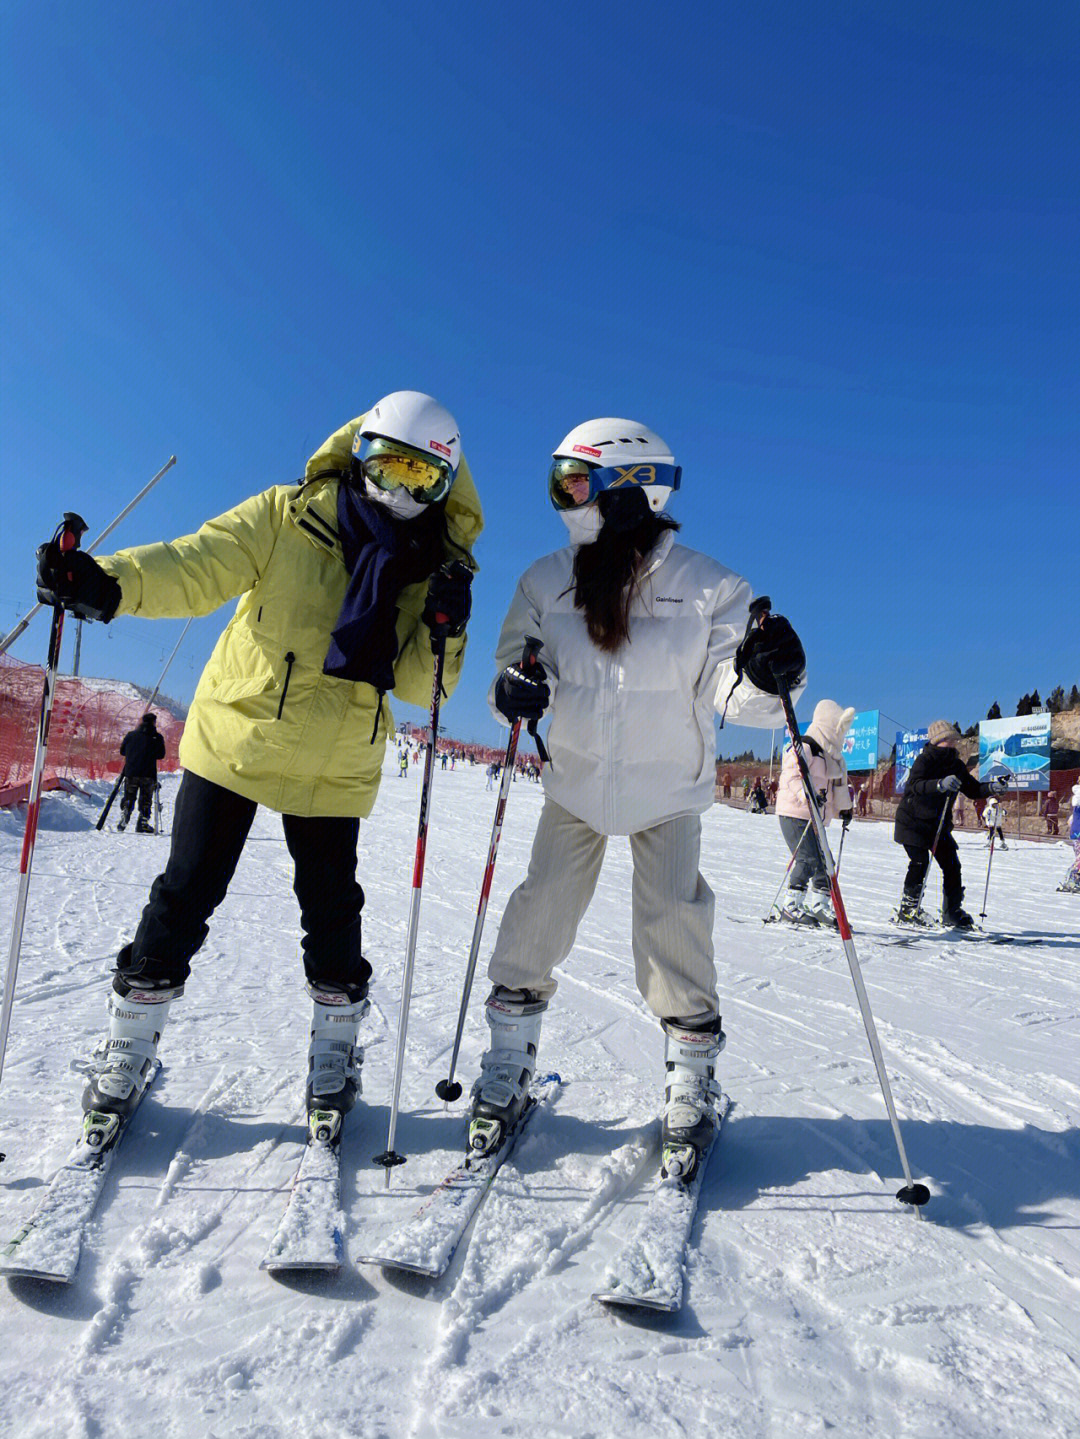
1, 763, 1077, 1439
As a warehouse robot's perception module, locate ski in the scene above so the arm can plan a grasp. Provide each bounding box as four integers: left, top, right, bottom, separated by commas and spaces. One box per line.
0, 1060, 161, 1284
261, 1117, 346, 1273
887, 915, 1035, 945
359, 1072, 561, 1279
594, 1095, 731, 1313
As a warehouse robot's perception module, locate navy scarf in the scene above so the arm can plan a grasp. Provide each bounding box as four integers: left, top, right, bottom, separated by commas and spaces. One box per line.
323, 481, 445, 691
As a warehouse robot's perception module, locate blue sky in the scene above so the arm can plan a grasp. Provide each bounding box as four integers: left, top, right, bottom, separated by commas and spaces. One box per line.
2, 1, 1076, 759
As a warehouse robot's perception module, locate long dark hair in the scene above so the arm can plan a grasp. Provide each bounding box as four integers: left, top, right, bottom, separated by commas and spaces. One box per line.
568, 507, 680, 653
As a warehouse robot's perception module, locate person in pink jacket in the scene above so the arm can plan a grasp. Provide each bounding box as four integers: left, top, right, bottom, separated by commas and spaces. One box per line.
775, 700, 854, 927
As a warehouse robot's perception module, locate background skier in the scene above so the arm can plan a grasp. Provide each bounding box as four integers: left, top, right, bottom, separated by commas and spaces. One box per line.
466, 417, 805, 1181
893, 720, 1007, 928
34, 391, 481, 1149
1058, 783, 1080, 893
983, 794, 1008, 849
774, 700, 854, 927
115, 712, 166, 833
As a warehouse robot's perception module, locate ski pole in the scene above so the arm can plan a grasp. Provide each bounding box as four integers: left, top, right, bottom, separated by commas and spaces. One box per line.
0, 515, 87, 1132
979, 827, 996, 920
436, 637, 544, 1103
913, 793, 954, 916
96, 616, 193, 830
764, 818, 812, 922
835, 821, 849, 880
747, 597, 929, 1209
374, 561, 472, 1184
0, 457, 177, 657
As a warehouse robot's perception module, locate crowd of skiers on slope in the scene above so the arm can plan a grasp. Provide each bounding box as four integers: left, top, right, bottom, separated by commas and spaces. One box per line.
30, 393, 1074, 1181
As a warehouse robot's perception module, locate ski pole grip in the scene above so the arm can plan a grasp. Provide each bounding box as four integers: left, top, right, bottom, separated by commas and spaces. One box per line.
521, 634, 543, 671
60, 513, 88, 553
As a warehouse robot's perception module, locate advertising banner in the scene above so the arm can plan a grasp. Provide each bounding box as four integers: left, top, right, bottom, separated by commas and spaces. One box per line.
895, 729, 928, 793
978, 714, 1052, 792
843, 710, 880, 771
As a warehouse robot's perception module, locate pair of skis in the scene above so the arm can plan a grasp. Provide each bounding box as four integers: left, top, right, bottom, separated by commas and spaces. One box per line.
1, 1070, 723, 1312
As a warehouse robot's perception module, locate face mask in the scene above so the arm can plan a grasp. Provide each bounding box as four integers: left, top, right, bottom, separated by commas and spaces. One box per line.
559, 503, 603, 546
362, 474, 427, 520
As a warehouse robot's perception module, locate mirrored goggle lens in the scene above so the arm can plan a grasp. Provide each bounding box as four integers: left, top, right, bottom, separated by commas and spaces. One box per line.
548, 458, 597, 510
548, 458, 682, 509
361, 442, 452, 503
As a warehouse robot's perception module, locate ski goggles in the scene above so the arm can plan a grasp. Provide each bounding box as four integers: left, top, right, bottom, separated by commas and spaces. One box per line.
547, 456, 682, 510
357, 437, 454, 505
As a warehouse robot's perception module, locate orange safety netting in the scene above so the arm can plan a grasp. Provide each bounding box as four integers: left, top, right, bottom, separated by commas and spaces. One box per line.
0, 652, 184, 799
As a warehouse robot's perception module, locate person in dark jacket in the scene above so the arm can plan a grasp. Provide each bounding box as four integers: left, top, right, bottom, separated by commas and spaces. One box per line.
893, 720, 1007, 927
117, 714, 167, 833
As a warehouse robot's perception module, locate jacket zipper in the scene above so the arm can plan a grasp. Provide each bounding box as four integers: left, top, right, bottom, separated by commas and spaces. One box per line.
277, 652, 296, 719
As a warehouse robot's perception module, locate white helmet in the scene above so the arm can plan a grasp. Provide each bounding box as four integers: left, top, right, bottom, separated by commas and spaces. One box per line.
549, 418, 681, 514
352, 391, 461, 477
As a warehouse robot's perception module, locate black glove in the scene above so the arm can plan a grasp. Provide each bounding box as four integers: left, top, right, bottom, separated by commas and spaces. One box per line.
494, 656, 550, 723
735, 614, 805, 695
937, 775, 962, 794
36, 543, 121, 623
840, 809, 853, 829
422, 560, 472, 640
987, 776, 1009, 795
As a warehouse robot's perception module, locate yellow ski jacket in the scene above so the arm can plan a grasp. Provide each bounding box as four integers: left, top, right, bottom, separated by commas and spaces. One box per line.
96, 416, 482, 816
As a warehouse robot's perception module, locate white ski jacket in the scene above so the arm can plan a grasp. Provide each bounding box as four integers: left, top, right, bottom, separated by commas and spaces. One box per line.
490, 532, 795, 835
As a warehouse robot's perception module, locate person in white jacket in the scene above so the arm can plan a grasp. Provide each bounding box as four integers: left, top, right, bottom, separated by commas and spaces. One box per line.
467, 418, 806, 1181
774, 700, 854, 928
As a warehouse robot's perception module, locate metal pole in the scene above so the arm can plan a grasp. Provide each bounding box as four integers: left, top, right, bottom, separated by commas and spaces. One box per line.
0, 456, 177, 657
73, 620, 83, 677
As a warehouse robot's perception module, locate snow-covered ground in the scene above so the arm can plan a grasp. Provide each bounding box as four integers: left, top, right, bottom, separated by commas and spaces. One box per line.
1, 762, 1077, 1439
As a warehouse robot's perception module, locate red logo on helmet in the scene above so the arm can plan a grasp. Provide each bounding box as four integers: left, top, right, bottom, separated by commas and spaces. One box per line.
572, 445, 602, 458
429, 440, 452, 458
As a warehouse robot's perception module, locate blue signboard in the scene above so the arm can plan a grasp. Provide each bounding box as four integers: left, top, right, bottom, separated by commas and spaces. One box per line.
895, 729, 928, 793
978, 715, 1051, 792
843, 710, 879, 771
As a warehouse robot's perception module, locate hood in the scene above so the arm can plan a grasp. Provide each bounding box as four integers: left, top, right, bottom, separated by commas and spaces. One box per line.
806, 700, 856, 761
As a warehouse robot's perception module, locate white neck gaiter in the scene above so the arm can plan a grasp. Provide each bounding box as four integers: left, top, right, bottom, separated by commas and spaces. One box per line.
559, 503, 603, 546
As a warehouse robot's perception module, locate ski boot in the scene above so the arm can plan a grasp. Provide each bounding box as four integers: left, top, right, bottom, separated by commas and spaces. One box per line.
306, 981, 368, 1146
778, 888, 817, 926
82, 975, 179, 1149
469, 987, 546, 1156
661, 1018, 725, 1182
942, 892, 975, 931
116, 808, 132, 833
805, 887, 839, 929
895, 892, 933, 928
136, 816, 154, 834
1057, 874, 1080, 894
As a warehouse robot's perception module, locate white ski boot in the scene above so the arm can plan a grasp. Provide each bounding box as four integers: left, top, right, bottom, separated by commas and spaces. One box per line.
779, 888, 817, 926
661, 1018, 725, 1181
805, 887, 839, 929
82, 976, 179, 1148
469, 988, 546, 1155
306, 982, 368, 1146
895, 892, 934, 928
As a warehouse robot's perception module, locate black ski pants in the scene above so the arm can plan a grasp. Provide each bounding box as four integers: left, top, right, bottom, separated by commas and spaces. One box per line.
120, 775, 155, 821
118, 771, 370, 995
902, 831, 963, 904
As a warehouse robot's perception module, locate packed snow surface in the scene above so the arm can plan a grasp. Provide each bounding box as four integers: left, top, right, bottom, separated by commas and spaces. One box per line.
1, 764, 1077, 1438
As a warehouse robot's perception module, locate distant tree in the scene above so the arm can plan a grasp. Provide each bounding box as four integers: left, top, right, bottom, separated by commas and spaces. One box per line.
953, 721, 962, 737
1031, 689, 1042, 710
1069, 684, 1080, 710
963, 722, 979, 737
1016, 694, 1031, 716
1047, 686, 1065, 714
987, 701, 1002, 720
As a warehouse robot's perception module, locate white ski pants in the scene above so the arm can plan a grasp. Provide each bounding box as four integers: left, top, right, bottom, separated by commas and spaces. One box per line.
487, 798, 718, 1025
